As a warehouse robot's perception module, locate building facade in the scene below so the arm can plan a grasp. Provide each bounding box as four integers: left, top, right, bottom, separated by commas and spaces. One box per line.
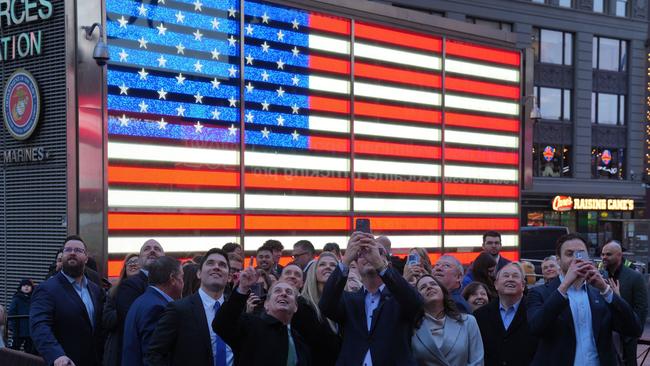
374, 0, 648, 247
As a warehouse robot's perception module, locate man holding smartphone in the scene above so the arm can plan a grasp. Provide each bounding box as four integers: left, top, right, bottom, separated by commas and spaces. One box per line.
527, 233, 641, 366
320, 232, 422, 365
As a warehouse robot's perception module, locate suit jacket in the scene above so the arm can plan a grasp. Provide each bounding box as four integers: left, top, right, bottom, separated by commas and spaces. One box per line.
122, 286, 170, 366
213, 290, 311, 366
111, 270, 148, 366
29, 271, 104, 366
411, 313, 483, 366
146, 292, 217, 366
319, 265, 422, 366
613, 264, 648, 326
474, 299, 537, 366
496, 256, 511, 271
527, 277, 642, 366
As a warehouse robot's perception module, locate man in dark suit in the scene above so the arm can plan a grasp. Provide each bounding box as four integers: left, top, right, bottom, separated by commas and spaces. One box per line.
214, 267, 310, 365
30, 235, 105, 366
320, 232, 422, 365
122, 256, 183, 366
111, 239, 165, 364
474, 263, 537, 366
527, 233, 642, 366
601, 240, 648, 365
483, 231, 510, 271
147, 248, 233, 365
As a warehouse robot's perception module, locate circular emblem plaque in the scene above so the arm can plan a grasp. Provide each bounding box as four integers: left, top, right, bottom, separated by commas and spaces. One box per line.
3, 69, 40, 140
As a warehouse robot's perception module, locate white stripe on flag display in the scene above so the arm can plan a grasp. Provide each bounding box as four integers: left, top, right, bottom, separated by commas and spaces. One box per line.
105, 0, 522, 257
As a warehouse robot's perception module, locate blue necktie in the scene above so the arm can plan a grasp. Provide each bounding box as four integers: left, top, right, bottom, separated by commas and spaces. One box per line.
213, 301, 227, 366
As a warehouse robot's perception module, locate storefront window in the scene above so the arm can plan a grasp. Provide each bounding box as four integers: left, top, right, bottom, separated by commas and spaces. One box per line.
592, 147, 625, 179
533, 144, 572, 177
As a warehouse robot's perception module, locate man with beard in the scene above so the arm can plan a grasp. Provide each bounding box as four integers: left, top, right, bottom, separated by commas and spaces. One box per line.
214, 268, 311, 365
147, 248, 234, 366
122, 256, 184, 366
600, 240, 647, 365
320, 233, 422, 365
112, 239, 165, 365
30, 235, 104, 366
255, 245, 275, 275
474, 263, 537, 366
483, 231, 511, 271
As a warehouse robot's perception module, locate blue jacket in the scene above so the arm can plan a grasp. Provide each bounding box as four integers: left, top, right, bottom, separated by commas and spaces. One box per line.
527, 277, 642, 366
122, 286, 171, 366
29, 271, 104, 366
319, 266, 422, 366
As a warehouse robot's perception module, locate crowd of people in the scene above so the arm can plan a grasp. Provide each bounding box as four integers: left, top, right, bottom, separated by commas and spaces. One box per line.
0, 230, 648, 366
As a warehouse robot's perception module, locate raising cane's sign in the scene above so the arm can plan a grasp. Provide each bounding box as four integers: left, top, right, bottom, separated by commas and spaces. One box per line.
552, 195, 635, 211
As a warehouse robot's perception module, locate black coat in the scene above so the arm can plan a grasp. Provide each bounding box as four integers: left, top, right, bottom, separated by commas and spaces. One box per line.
29, 271, 105, 366
319, 266, 422, 366
213, 290, 311, 366
292, 297, 341, 366
102, 293, 121, 366
146, 292, 217, 366
473, 298, 537, 366
8, 292, 31, 338
527, 277, 642, 366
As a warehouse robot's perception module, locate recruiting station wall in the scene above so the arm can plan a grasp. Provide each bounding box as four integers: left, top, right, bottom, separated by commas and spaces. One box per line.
104, 0, 523, 275
0, 1, 68, 305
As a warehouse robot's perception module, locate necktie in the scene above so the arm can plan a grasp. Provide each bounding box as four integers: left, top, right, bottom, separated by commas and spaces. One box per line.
213, 302, 227, 366
286, 327, 298, 366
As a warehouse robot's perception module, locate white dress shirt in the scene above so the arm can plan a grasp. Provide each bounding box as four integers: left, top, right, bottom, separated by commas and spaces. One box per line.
198, 288, 233, 366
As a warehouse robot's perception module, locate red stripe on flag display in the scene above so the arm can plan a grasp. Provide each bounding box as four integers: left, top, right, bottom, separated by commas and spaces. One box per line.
355, 22, 442, 53
445, 147, 518, 165
309, 13, 351, 35
246, 173, 350, 192
355, 140, 441, 159
309, 55, 350, 75
355, 63, 442, 88
246, 215, 349, 231
109, 213, 239, 230
444, 217, 519, 231
354, 179, 441, 195
446, 77, 520, 100
446, 39, 520, 66
446, 112, 519, 133
355, 101, 441, 124
108, 166, 240, 188
444, 183, 519, 198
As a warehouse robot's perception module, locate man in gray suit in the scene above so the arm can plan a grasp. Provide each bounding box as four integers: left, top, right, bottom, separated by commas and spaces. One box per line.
601, 240, 648, 366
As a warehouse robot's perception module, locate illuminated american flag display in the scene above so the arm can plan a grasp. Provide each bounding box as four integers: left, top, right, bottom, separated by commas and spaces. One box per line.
105, 0, 521, 266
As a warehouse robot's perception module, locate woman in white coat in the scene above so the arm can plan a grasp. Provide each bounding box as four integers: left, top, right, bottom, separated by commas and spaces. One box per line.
412, 275, 484, 366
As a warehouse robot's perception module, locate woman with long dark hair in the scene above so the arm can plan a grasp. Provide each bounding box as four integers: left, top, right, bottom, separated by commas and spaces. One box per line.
462, 253, 497, 300
412, 275, 484, 366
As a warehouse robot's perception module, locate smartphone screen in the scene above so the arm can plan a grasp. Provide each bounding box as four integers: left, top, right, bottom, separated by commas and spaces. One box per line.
249, 255, 255, 267
355, 218, 371, 233
407, 253, 420, 266
575, 250, 587, 260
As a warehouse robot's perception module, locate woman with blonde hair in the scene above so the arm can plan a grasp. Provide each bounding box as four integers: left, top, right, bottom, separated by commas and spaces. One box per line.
296, 251, 341, 366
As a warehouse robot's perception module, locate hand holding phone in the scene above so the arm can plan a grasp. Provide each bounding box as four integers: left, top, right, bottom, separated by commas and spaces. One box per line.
407, 253, 420, 266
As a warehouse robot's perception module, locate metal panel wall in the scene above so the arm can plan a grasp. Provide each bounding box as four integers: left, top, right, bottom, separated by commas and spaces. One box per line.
0, 1, 69, 305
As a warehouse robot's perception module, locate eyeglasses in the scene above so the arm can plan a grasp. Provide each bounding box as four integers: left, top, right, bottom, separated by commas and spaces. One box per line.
292, 252, 309, 259
63, 247, 86, 254
126, 259, 139, 266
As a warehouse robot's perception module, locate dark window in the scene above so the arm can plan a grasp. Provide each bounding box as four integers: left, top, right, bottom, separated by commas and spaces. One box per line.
466, 17, 513, 32
534, 86, 572, 121
533, 144, 572, 177
533, 28, 573, 66
593, 37, 627, 71
591, 92, 625, 125
592, 147, 625, 179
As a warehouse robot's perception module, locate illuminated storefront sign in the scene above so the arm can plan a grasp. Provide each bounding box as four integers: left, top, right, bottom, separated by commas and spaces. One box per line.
552, 195, 634, 211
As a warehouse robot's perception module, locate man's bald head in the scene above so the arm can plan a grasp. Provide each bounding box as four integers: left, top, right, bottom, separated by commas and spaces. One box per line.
139, 239, 165, 268
601, 240, 623, 271
376, 236, 391, 253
